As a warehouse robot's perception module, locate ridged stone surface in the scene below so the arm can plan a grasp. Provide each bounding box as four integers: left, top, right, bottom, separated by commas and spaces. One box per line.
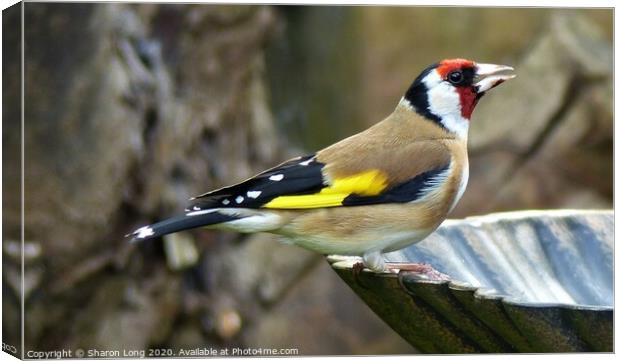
329, 210, 613, 353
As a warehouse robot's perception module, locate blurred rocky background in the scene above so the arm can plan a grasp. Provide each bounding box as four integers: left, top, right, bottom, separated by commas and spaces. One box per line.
2, 3, 612, 356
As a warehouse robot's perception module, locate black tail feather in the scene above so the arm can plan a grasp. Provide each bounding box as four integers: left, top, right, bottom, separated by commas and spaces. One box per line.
128, 211, 242, 242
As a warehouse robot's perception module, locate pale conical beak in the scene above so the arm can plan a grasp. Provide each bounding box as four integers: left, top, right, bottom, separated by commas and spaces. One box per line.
474, 63, 516, 93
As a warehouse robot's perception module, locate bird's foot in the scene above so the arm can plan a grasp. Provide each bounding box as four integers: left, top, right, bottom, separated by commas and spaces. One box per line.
386, 262, 450, 282
352, 261, 365, 276
352, 261, 370, 289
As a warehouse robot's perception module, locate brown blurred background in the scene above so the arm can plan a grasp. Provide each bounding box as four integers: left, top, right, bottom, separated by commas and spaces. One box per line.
3, 3, 612, 356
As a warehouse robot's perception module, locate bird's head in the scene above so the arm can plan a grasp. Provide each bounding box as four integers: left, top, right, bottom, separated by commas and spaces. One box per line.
402, 58, 515, 138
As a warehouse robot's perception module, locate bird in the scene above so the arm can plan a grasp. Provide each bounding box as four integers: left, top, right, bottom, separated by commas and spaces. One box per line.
129, 58, 515, 274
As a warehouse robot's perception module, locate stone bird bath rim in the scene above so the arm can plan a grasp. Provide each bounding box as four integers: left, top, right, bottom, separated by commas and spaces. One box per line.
329, 209, 613, 353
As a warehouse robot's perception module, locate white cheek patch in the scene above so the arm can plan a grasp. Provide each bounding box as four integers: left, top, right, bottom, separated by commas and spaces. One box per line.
426, 83, 461, 117
423, 71, 469, 139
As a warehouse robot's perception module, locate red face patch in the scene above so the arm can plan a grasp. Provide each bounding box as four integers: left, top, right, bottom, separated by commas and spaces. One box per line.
436, 58, 475, 79
456, 87, 478, 119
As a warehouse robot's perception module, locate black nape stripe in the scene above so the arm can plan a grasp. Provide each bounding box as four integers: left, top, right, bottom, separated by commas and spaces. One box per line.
404, 63, 442, 124
342, 164, 450, 206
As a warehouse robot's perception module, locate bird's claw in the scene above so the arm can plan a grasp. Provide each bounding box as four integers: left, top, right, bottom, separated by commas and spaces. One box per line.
352, 262, 371, 289
387, 262, 451, 282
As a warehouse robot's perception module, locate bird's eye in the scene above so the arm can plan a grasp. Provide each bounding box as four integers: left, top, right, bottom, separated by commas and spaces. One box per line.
447, 71, 464, 85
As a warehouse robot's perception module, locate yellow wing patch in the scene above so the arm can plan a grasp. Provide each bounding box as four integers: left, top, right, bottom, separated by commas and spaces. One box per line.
263, 169, 388, 209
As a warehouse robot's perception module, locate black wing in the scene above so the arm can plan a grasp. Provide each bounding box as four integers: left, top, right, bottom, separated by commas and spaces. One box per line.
189, 155, 327, 210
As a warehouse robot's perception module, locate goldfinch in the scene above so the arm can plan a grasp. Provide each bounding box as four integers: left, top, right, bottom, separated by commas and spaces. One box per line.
130, 59, 515, 273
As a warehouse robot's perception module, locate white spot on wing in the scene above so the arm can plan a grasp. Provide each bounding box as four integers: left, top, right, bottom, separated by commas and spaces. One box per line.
299, 158, 314, 166
222, 199, 230, 205
269, 174, 284, 181
135, 226, 154, 239
193, 206, 201, 210
235, 196, 244, 204
247, 191, 262, 199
